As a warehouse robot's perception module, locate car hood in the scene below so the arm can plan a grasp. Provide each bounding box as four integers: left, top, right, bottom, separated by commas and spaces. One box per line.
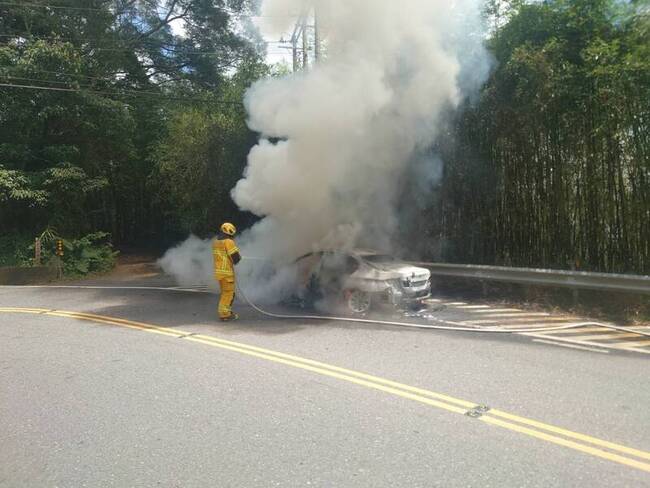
353, 262, 430, 281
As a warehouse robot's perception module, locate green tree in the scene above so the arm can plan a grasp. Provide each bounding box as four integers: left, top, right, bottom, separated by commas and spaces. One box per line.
417, 0, 649, 274
151, 60, 268, 236
0, 0, 266, 255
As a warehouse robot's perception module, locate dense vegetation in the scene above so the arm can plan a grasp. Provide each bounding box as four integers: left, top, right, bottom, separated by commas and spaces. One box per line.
420, 0, 649, 274
0, 0, 266, 269
1, 0, 648, 274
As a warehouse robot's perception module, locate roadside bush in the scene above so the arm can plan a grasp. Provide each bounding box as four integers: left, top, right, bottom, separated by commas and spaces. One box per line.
58, 232, 119, 276
0, 229, 119, 276
0, 233, 33, 267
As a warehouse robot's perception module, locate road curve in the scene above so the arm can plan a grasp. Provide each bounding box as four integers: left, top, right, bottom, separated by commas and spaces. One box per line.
1, 281, 649, 487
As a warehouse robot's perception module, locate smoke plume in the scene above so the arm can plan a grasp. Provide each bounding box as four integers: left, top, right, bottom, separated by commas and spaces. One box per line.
160, 0, 490, 294
233, 0, 489, 262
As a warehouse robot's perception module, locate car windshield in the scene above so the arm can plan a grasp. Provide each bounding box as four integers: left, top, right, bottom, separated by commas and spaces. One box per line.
363, 254, 396, 263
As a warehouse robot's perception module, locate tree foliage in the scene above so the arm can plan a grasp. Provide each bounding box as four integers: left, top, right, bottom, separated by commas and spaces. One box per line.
1, 0, 648, 276
0, 0, 264, 250
414, 0, 649, 274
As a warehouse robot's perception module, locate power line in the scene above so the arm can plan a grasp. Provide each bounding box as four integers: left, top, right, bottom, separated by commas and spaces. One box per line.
10, 69, 129, 83
3, 75, 86, 85
0, 33, 290, 45
2, 75, 136, 88
3, 75, 188, 94
0, 2, 296, 17
0, 82, 244, 105
0, 33, 286, 56
0, 1, 115, 12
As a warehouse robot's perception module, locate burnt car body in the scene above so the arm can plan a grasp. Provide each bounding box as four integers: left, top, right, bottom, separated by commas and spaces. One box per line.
292, 249, 431, 314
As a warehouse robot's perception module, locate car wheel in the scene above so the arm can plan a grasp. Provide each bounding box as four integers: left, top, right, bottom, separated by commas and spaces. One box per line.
345, 289, 372, 315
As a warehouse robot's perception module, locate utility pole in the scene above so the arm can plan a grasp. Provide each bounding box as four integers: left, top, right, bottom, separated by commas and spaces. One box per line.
290, 19, 301, 73
290, 5, 320, 72
291, 35, 298, 72
301, 14, 308, 71
314, 4, 320, 63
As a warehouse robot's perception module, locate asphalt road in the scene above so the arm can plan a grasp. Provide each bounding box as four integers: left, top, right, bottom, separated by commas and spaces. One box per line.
1, 273, 649, 487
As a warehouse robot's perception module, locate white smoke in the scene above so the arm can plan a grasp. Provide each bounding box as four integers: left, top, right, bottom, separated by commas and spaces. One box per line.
157, 235, 217, 289
160, 0, 490, 298
233, 0, 489, 262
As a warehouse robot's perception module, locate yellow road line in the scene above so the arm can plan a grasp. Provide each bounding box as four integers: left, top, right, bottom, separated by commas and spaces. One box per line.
184, 336, 469, 414
488, 410, 650, 461
191, 329, 650, 477
1, 307, 649, 473
191, 334, 477, 409
481, 416, 650, 473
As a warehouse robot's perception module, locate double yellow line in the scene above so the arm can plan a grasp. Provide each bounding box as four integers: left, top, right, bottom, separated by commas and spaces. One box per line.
1, 306, 649, 474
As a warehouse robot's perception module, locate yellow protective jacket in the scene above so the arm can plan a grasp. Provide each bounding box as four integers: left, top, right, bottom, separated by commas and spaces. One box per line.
212, 238, 240, 280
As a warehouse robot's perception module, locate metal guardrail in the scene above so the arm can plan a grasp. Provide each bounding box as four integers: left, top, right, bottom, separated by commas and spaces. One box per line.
409, 262, 650, 295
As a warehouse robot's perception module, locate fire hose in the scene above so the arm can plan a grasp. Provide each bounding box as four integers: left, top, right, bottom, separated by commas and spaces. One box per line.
235, 283, 650, 337
3, 284, 646, 338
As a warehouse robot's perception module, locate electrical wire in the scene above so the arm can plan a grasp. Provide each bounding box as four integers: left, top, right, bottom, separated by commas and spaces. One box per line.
4, 69, 131, 83
0, 34, 290, 58
0, 2, 297, 17
0, 33, 290, 45
0, 81, 244, 104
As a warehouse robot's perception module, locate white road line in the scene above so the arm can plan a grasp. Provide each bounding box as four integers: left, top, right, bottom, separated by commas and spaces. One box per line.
532, 339, 609, 353
497, 322, 585, 330
482, 318, 579, 325
477, 313, 551, 318
473, 308, 523, 313
536, 326, 612, 335
460, 318, 566, 325
490, 316, 578, 322
445, 302, 468, 306
456, 305, 491, 309
461, 320, 500, 325
522, 332, 650, 354
522, 333, 620, 349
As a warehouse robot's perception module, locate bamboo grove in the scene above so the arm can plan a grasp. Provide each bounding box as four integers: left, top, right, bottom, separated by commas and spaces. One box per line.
418, 0, 649, 274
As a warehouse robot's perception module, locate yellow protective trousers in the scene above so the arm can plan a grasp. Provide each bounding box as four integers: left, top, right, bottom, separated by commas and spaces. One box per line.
218, 277, 236, 319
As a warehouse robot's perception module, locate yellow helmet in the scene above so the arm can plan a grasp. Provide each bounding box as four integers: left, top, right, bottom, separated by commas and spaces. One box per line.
220, 222, 236, 236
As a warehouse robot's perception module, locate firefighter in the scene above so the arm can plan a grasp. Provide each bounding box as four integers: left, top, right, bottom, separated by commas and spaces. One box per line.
212, 222, 242, 321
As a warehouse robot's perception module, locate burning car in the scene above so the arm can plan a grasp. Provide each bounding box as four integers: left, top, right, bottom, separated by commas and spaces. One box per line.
292, 249, 431, 314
